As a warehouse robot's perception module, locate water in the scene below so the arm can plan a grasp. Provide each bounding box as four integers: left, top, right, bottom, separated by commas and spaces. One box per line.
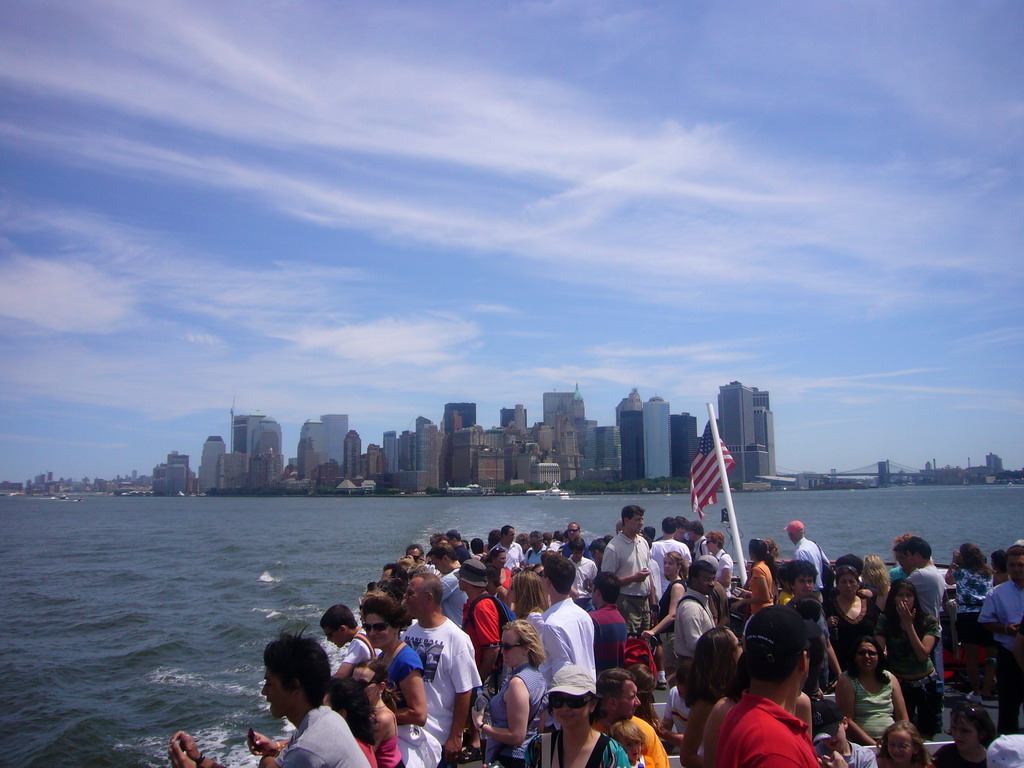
1, 486, 1020, 767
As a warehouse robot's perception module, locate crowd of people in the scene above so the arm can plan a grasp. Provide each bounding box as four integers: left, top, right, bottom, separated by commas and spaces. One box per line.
168, 507, 1024, 768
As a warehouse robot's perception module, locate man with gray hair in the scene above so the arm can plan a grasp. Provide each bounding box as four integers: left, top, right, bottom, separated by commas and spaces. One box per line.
403, 572, 481, 768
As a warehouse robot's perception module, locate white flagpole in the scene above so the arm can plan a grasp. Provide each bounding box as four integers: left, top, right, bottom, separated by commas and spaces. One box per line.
706, 402, 746, 581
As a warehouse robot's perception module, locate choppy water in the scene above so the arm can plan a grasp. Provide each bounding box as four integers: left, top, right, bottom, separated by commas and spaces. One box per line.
1, 486, 1020, 767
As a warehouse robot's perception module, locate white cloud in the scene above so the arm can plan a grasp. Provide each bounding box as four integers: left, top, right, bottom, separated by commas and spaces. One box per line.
0, 254, 136, 333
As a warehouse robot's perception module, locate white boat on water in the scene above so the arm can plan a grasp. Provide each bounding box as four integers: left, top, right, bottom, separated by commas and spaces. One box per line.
526, 483, 574, 499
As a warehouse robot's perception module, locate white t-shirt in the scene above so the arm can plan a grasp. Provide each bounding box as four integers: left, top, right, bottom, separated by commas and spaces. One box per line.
651, 539, 693, 572
402, 618, 482, 746
339, 634, 375, 668
666, 687, 690, 734
540, 597, 596, 684
715, 551, 734, 583
572, 556, 598, 599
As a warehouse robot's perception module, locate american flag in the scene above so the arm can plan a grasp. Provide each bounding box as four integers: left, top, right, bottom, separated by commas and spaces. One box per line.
690, 422, 735, 519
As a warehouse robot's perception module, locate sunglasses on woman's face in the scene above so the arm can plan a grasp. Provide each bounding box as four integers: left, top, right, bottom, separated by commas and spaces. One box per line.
547, 693, 592, 711
500, 641, 524, 651
363, 621, 390, 633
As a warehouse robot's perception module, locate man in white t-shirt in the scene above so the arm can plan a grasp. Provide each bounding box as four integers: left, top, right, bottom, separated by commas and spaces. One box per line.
320, 604, 375, 679
403, 572, 482, 767
540, 553, 596, 684
651, 516, 692, 597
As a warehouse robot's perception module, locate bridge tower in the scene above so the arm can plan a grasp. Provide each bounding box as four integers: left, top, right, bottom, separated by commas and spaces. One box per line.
878, 460, 891, 486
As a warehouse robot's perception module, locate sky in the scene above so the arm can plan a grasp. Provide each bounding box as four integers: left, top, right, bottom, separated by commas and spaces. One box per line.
0, 0, 1022, 481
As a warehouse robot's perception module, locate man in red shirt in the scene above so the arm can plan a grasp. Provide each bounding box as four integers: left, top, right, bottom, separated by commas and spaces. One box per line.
718, 606, 840, 768
458, 559, 501, 684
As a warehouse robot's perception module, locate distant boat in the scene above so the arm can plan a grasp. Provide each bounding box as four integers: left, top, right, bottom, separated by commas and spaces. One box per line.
526, 483, 574, 499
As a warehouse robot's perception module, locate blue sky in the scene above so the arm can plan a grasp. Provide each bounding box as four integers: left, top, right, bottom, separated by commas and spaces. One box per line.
0, 0, 1021, 481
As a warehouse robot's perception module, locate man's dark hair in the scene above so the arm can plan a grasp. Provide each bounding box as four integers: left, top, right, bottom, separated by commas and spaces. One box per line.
661, 516, 678, 534
674, 515, 689, 530
264, 633, 331, 708
543, 553, 576, 595
642, 526, 656, 544
569, 537, 586, 554
621, 504, 644, 521
501, 524, 515, 536
320, 604, 356, 631
688, 519, 704, 537
589, 538, 606, 556
405, 543, 423, 556
469, 537, 485, 555
593, 572, 621, 604
428, 543, 456, 561
893, 536, 931, 560
790, 559, 818, 582
596, 667, 634, 699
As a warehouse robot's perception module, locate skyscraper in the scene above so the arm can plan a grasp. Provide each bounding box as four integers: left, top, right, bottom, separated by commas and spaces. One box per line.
383, 431, 398, 475
343, 430, 362, 479
643, 396, 671, 479
718, 381, 774, 483
297, 420, 328, 479
499, 404, 527, 432
442, 403, 476, 435
619, 410, 645, 482
321, 414, 350, 465
198, 436, 225, 492
616, 388, 643, 427
669, 413, 698, 478
543, 390, 575, 427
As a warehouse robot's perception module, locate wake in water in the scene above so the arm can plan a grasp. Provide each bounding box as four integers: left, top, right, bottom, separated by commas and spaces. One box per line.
257, 570, 279, 583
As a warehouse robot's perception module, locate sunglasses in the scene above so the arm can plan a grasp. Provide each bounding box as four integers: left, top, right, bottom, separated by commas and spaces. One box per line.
500, 641, 524, 651
547, 693, 593, 711
363, 621, 390, 633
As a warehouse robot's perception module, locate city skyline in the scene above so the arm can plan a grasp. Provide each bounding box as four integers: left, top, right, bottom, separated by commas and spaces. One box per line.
1, 2, 1021, 480
7, 381, 1016, 485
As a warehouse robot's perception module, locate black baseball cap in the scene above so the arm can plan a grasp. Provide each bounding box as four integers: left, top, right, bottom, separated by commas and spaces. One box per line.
744, 605, 822, 662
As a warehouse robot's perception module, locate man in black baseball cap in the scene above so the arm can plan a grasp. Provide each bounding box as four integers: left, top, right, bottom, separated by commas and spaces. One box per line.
716, 606, 829, 768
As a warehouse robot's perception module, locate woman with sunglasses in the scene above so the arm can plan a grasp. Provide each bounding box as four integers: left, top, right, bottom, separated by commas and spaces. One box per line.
474, 620, 547, 768
826, 564, 880, 672
360, 594, 441, 768
525, 665, 629, 768
353, 659, 401, 768
835, 635, 908, 746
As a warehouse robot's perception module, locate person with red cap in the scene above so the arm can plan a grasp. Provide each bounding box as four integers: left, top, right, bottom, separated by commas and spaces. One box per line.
785, 521, 830, 596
